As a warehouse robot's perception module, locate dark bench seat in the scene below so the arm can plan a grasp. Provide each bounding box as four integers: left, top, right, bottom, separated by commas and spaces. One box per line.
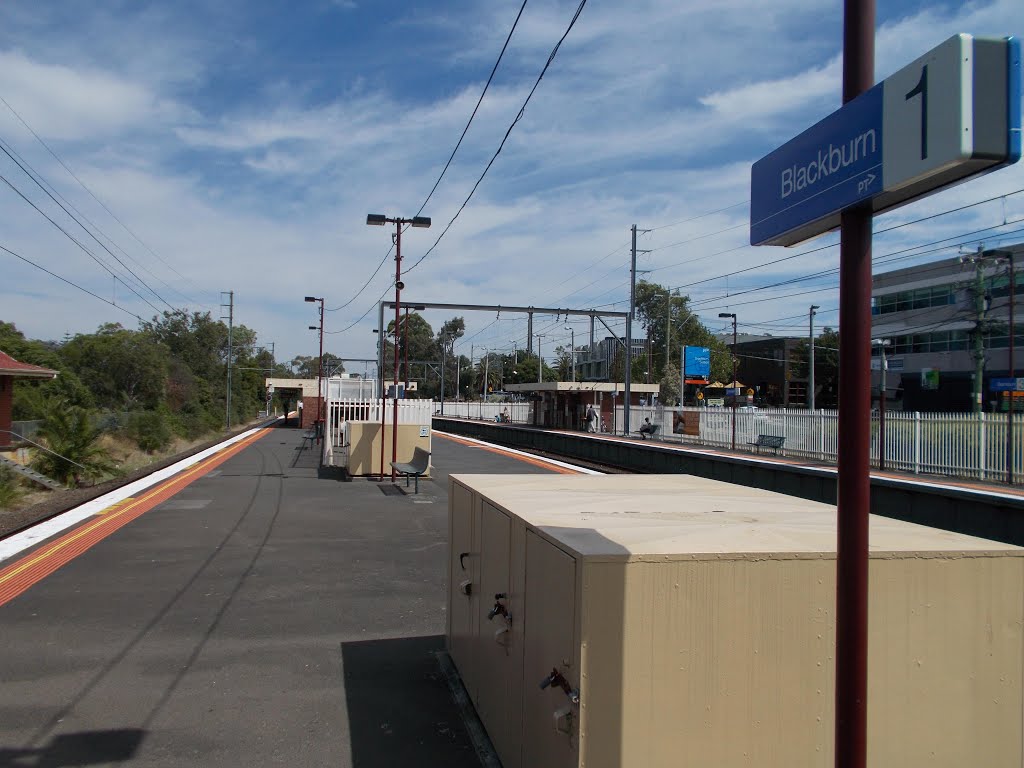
636, 423, 661, 440
750, 434, 785, 454
390, 446, 431, 493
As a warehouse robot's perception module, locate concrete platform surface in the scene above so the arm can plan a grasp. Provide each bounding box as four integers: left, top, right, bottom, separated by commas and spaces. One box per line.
0, 425, 572, 767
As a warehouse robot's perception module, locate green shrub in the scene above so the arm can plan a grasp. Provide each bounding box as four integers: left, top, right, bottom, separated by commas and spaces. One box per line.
0, 465, 23, 509
125, 410, 173, 453
32, 403, 115, 486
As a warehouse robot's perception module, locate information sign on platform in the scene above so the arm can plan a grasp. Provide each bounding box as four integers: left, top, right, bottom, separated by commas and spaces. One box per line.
989, 377, 1024, 392
682, 346, 711, 378
751, 34, 1021, 247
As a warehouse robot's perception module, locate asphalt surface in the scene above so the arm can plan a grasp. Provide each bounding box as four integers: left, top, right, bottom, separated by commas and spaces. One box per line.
0, 423, 567, 767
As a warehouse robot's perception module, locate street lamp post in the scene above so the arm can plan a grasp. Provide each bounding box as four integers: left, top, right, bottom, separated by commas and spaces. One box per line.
305, 296, 324, 448
719, 312, 738, 450
872, 338, 890, 470
367, 214, 431, 482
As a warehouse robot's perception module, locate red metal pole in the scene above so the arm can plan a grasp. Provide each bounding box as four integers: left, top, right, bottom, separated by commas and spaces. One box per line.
836, 2, 874, 766
1008, 253, 1015, 484
392, 223, 402, 482
317, 300, 324, 447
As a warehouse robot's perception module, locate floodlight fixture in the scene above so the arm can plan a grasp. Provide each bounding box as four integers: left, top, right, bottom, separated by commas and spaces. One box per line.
410, 216, 431, 228
366, 214, 386, 226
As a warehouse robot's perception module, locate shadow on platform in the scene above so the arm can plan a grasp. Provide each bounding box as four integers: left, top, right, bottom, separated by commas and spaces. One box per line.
341, 635, 482, 768
0, 728, 145, 767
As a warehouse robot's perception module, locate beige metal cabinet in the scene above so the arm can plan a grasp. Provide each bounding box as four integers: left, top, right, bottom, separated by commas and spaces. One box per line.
447, 481, 477, 696
447, 474, 1024, 768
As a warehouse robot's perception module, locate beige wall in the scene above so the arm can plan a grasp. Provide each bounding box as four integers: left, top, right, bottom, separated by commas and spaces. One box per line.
345, 422, 431, 477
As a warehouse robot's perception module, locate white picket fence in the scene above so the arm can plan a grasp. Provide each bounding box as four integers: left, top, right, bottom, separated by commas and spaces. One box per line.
614, 405, 1023, 483
323, 398, 434, 466
436, 401, 531, 423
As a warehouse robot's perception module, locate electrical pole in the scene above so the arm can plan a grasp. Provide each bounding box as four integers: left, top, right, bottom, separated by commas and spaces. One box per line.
483, 349, 489, 400
809, 305, 819, 411
968, 246, 989, 413
221, 291, 234, 430
626, 225, 636, 436
565, 325, 576, 382
626, 224, 652, 435
440, 333, 447, 415
1006, 251, 1016, 484
536, 334, 546, 383
665, 290, 672, 378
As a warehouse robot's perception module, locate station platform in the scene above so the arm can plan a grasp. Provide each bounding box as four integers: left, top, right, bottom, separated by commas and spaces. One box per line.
0, 422, 584, 767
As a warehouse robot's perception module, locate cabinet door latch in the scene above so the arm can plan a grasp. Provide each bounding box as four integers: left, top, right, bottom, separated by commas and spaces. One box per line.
487, 593, 511, 622
539, 667, 580, 705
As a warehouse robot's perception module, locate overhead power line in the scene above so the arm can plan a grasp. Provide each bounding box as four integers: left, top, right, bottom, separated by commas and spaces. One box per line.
1, 242, 145, 322
0, 95, 212, 308
0, 171, 163, 315
328, 1, 530, 314
415, 0, 529, 217
404, 0, 589, 276
0, 139, 178, 312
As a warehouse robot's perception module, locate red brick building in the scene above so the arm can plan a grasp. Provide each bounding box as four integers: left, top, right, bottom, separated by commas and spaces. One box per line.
0, 350, 58, 447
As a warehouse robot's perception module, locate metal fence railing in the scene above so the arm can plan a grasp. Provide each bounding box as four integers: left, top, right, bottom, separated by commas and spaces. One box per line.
611, 405, 1022, 484
435, 401, 531, 423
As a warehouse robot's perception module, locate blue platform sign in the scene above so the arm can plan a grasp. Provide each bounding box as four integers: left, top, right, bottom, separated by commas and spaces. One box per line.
683, 346, 710, 378
751, 34, 1021, 247
989, 377, 1024, 392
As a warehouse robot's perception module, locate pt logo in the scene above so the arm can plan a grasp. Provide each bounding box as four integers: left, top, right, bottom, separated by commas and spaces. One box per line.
857, 173, 877, 195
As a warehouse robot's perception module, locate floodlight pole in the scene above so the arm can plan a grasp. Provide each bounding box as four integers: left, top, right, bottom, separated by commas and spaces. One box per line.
367, 214, 431, 482
835, 2, 874, 766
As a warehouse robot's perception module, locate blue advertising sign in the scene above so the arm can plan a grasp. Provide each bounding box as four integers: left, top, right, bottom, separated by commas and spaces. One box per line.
751, 35, 1021, 247
683, 346, 711, 378
989, 377, 1024, 392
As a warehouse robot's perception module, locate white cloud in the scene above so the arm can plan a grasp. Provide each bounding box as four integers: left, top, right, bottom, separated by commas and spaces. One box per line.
0, 50, 182, 141
0, 0, 1021, 364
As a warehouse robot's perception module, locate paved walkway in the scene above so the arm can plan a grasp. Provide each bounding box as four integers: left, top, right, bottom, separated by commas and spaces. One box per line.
0, 423, 572, 767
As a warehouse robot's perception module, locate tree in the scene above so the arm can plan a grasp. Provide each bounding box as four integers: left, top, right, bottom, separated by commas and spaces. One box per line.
60, 324, 169, 410
431, 318, 466, 400
790, 327, 840, 409
554, 345, 574, 380
633, 280, 734, 389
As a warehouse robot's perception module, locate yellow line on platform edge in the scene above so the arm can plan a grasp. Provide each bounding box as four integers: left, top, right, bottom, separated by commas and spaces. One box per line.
96, 498, 134, 515
0, 428, 267, 589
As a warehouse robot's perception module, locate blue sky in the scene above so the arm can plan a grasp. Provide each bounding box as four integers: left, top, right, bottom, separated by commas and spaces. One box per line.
0, 0, 1021, 374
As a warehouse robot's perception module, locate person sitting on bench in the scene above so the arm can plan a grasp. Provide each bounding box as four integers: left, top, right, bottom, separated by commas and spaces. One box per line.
638, 418, 657, 438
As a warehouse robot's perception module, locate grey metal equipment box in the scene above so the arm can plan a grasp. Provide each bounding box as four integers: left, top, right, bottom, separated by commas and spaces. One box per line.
446, 474, 1023, 768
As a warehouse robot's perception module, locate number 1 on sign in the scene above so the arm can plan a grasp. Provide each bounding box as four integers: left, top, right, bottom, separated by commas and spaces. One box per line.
905, 65, 928, 160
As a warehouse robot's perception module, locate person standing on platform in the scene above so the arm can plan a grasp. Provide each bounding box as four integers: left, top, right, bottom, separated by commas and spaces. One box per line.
585, 404, 597, 433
